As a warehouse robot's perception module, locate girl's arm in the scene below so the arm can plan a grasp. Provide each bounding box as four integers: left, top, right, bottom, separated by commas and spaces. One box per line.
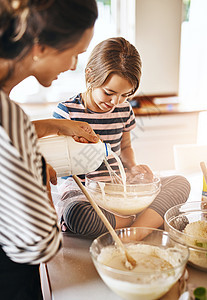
120, 132, 163, 228
120, 131, 153, 180
120, 131, 137, 169
32, 119, 99, 143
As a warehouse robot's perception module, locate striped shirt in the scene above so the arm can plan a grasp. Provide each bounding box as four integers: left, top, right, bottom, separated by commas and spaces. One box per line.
53, 94, 136, 178
0, 91, 62, 264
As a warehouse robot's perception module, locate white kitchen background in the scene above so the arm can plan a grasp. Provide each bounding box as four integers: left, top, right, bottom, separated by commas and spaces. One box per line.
12, 0, 207, 172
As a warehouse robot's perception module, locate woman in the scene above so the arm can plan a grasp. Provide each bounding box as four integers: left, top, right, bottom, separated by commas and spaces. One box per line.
0, 0, 98, 299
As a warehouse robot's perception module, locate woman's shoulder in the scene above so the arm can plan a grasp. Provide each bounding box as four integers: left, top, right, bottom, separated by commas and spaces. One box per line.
0, 90, 37, 151
0, 90, 28, 125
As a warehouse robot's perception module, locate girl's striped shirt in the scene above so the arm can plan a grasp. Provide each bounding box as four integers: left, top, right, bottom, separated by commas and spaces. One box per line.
0, 91, 62, 264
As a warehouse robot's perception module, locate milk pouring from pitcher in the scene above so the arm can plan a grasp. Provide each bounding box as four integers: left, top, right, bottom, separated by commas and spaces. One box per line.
38, 135, 111, 177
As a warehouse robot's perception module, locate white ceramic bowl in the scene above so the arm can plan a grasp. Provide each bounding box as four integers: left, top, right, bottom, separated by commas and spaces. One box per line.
85, 174, 161, 216
164, 201, 207, 271
90, 227, 189, 300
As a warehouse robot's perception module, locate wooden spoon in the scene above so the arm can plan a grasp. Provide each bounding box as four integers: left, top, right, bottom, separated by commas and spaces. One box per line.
200, 161, 207, 184
73, 175, 136, 270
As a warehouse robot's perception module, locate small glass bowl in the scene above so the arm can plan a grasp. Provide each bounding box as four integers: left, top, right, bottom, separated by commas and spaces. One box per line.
164, 201, 207, 271
85, 173, 161, 216
90, 227, 189, 300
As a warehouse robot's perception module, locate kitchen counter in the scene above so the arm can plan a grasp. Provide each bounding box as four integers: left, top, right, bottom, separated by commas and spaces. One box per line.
132, 103, 206, 116
42, 233, 207, 300
130, 96, 206, 116
19, 100, 207, 120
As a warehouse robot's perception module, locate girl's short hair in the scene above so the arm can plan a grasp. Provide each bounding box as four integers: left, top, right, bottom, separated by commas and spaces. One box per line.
0, 0, 98, 60
85, 37, 142, 95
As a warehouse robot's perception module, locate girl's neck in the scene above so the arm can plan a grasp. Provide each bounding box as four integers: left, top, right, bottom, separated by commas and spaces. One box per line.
82, 91, 94, 111
82, 91, 102, 113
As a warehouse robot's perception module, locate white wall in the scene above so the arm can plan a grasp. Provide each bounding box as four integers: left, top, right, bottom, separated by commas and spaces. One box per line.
131, 112, 199, 171
135, 0, 183, 96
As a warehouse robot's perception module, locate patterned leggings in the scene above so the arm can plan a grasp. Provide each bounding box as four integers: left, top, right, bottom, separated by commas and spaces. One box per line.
62, 175, 190, 238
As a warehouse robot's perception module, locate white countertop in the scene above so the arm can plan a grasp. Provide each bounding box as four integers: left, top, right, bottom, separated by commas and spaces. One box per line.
46, 234, 122, 300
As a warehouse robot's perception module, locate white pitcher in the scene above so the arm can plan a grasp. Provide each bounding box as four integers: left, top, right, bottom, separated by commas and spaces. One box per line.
38, 135, 111, 177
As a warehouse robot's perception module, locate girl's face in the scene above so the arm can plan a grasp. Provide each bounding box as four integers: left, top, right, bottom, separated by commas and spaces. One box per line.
90, 73, 133, 112
31, 27, 94, 87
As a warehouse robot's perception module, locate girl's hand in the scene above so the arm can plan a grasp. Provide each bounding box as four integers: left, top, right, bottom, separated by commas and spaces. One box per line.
126, 164, 154, 184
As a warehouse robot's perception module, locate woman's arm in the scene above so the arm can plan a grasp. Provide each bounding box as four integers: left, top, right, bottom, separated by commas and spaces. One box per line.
33, 119, 99, 143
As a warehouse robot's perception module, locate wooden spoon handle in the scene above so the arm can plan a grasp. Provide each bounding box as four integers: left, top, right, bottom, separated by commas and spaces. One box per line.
73, 175, 125, 249
73, 175, 137, 268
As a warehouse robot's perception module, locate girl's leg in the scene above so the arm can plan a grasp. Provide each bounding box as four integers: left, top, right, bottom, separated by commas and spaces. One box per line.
63, 200, 116, 238
63, 200, 134, 238
132, 175, 191, 228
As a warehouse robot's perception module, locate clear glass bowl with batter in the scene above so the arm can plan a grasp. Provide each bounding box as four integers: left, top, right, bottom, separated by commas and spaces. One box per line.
85, 172, 161, 216
164, 200, 207, 271
90, 227, 189, 300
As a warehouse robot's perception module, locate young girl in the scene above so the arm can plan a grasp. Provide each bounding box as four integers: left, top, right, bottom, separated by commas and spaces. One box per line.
54, 37, 190, 237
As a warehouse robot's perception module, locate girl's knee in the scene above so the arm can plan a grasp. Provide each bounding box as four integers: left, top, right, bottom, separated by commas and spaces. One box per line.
161, 175, 191, 195
174, 175, 191, 197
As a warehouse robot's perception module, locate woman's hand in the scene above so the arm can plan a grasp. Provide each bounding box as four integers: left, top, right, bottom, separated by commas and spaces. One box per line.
46, 163, 57, 207
126, 164, 154, 184
47, 163, 57, 185
68, 120, 99, 143
33, 119, 99, 143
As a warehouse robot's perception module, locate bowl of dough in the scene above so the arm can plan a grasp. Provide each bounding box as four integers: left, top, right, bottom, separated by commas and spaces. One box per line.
85, 171, 161, 216
90, 227, 189, 300
164, 201, 207, 271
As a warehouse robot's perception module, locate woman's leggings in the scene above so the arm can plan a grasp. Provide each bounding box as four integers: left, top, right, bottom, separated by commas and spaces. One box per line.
62, 175, 191, 238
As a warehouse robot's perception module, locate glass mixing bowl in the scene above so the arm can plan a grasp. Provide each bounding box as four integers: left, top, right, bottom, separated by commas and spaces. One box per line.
164, 201, 207, 271
85, 173, 161, 216
90, 227, 189, 300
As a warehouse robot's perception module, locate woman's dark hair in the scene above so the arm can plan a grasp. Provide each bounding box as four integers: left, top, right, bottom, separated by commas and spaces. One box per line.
0, 0, 98, 60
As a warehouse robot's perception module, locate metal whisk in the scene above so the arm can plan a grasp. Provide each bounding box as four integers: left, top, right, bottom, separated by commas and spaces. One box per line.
103, 158, 124, 184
